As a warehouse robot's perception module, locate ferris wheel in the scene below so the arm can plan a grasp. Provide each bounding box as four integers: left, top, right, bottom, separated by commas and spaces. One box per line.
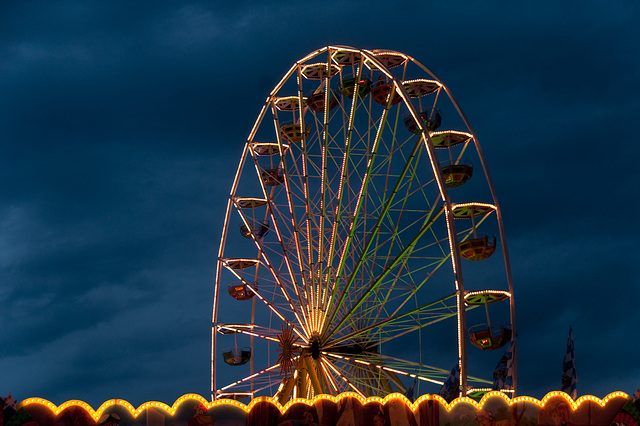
211, 46, 516, 402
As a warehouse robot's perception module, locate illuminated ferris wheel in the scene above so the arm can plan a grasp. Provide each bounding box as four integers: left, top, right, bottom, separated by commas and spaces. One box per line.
211, 46, 516, 402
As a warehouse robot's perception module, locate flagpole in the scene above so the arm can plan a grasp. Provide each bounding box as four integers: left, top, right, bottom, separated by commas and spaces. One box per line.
561, 326, 577, 399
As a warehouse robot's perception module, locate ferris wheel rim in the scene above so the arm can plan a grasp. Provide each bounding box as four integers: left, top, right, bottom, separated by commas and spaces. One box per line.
212, 45, 516, 401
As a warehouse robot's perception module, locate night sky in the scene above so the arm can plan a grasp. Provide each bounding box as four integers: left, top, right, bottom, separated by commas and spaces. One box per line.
1, 1, 639, 408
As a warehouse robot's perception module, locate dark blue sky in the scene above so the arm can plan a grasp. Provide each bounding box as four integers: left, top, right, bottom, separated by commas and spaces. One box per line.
1, 0, 639, 408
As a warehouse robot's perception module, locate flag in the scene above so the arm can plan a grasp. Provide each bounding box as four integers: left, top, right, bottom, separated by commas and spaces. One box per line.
561, 327, 577, 399
492, 339, 515, 391
439, 363, 460, 402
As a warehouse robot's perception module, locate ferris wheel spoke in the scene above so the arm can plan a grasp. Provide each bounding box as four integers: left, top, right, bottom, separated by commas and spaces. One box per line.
323, 127, 441, 334
235, 204, 298, 299
258, 229, 306, 304
321, 104, 394, 335
373, 252, 451, 321
323, 352, 402, 395
249, 214, 313, 336
336, 210, 450, 331
224, 206, 311, 336
317, 58, 333, 223
324, 204, 445, 341
362, 152, 446, 307
271, 112, 318, 333
294, 66, 317, 305
373, 352, 493, 387
326, 293, 462, 348
311, 56, 335, 333
215, 324, 296, 344
323, 351, 491, 389
321, 60, 370, 329
383, 353, 492, 387
268, 108, 317, 334
321, 356, 367, 397
270, 141, 332, 335
365, 353, 449, 384
217, 361, 285, 398
358, 233, 451, 330
227, 276, 307, 342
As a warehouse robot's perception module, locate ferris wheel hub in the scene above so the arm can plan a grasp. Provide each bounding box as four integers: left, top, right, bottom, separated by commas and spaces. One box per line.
310, 335, 321, 359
